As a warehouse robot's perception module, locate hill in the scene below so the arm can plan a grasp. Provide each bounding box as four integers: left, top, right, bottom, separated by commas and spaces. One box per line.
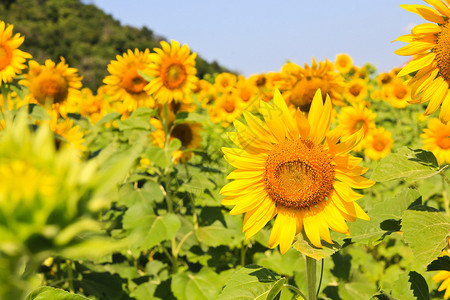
0, 0, 231, 90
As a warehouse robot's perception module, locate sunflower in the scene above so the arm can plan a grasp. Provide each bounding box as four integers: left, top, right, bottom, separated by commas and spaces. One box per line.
150, 118, 202, 164
434, 270, 450, 299
277, 59, 345, 112
233, 76, 258, 108
48, 112, 86, 151
20, 58, 82, 106
338, 104, 376, 138
335, 53, 353, 74
220, 89, 374, 254
209, 93, 243, 127
344, 78, 368, 103
421, 117, 450, 164
144, 40, 197, 105
0, 21, 32, 84
214, 72, 237, 93
103, 48, 154, 113
382, 77, 411, 108
394, 0, 450, 123
364, 127, 393, 160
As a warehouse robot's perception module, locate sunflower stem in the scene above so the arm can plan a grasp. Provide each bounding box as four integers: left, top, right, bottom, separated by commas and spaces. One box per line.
305, 256, 317, 300
283, 284, 306, 299
1, 83, 12, 127
441, 172, 450, 217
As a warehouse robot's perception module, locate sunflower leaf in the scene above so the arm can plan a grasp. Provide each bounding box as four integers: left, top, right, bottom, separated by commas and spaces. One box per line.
371, 147, 440, 182
427, 256, 450, 272
292, 232, 341, 260
218, 265, 285, 300
26, 286, 90, 300
401, 210, 450, 268
171, 268, 223, 300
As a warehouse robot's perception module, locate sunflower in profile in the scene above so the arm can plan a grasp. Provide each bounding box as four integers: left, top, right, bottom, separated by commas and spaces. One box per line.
395, 0, 450, 123
335, 53, 353, 74
144, 40, 197, 105
20, 58, 82, 106
277, 59, 345, 112
421, 117, 450, 164
0, 21, 32, 84
220, 89, 374, 254
364, 127, 393, 160
103, 48, 154, 113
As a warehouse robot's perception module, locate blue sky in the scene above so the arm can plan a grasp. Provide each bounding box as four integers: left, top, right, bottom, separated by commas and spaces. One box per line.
86, 0, 424, 76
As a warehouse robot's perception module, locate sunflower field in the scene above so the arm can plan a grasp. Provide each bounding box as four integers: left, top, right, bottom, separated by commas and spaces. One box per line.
1, 1, 450, 299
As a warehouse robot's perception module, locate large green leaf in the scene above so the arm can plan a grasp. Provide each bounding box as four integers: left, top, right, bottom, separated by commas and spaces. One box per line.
218, 265, 286, 300
371, 148, 441, 182
402, 210, 450, 268
26, 287, 90, 300
123, 203, 181, 250
292, 231, 341, 260
171, 267, 223, 300
347, 189, 421, 244
195, 214, 244, 248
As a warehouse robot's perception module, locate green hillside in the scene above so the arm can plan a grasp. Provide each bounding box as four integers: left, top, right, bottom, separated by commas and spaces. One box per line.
0, 0, 231, 90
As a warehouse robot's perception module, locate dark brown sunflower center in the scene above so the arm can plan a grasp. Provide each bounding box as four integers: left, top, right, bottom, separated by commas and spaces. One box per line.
0, 45, 12, 70
171, 123, 193, 147
31, 71, 69, 104
264, 139, 335, 209
349, 83, 362, 97
256, 75, 266, 87
353, 119, 366, 133
122, 68, 148, 94
163, 63, 187, 89
436, 22, 450, 83
290, 77, 330, 112
394, 84, 407, 99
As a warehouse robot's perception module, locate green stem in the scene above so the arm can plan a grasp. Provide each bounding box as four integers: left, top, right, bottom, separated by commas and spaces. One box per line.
283, 284, 306, 299
240, 241, 247, 267
441, 173, 450, 217
305, 256, 317, 300
66, 260, 74, 293
1, 84, 12, 127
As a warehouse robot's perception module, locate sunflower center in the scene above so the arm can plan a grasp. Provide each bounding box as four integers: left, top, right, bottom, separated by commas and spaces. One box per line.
0, 44, 12, 70
163, 63, 187, 89
256, 75, 266, 87
352, 119, 367, 133
223, 100, 236, 113
121, 68, 148, 94
393, 84, 407, 99
290, 77, 330, 112
264, 139, 335, 209
373, 140, 386, 152
437, 134, 450, 149
379, 73, 392, 85
30, 71, 69, 104
349, 83, 362, 97
171, 123, 193, 147
436, 22, 450, 83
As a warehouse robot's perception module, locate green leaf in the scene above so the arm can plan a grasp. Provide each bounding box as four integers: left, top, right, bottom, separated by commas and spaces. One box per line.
19, 104, 51, 121
408, 271, 430, 300
116, 118, 151, 131
94, 112, 121, 128
129, 106, 156, 118
218, 265, 285, 300
401, 210, 450, 268
26, 286, 90, 300
292, 231, 341, 260
347, 189, 421, 244
371, 147, 441, 182
427, 256, 450, 272
195, 214, 244, 248
123, 203, 181, 250
78, 271, 125, 299
171, 268, 223, 300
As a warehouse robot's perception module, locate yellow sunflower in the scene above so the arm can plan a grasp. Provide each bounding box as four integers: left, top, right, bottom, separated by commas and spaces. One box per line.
338, 104, 376, 138
394, 0, 450, 123
150, 118, 202, 164
344, 78, 368, 103
364, 127, 393, 160
209, 93, 243, 127
103, 48, 154, 113
335, 53, 353, 74
0, 20, 32, 84
214, 72, 237, 93
434, 270, 450, 299
277, 58, 345, 112
233, 76, 258, 108
144, 40, 197, 105
20, 58, 82, 106
382, 77, 411, 108
421, 117, 450, 164
48, 113, 86, 151
220, 89, 373, 254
